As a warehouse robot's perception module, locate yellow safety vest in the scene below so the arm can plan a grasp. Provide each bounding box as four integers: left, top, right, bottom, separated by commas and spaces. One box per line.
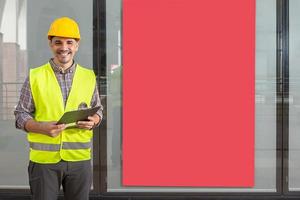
28, 62, 96, 163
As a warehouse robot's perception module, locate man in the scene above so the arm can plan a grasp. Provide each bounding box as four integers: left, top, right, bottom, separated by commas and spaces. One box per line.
14, 17, 103, 200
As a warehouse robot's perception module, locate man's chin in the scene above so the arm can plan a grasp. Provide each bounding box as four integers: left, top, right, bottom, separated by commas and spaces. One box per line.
57, 58, 72, 65
60, 60, 70, 64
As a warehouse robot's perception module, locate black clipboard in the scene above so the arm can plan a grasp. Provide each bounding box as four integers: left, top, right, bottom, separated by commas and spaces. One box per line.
57, 106, 101, 125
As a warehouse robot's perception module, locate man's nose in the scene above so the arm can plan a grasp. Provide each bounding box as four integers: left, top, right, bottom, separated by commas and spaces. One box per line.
60, 42, 69, 50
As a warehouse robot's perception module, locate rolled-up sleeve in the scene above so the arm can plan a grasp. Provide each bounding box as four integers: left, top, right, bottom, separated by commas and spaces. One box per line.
14, 77, 35, 131
90, 84, 103, 126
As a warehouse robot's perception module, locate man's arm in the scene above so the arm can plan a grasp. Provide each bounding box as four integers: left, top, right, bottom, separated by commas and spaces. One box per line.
14, 76, 66, 136
92, 84, 103, 123
25, 119, 66, 137
14, 76, 35, 131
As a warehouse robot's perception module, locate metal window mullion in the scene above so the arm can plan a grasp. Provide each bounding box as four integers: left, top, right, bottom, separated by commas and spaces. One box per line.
276, 0, 289, 195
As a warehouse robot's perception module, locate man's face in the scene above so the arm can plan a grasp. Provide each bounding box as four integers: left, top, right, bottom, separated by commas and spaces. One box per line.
49, 37, 79, 66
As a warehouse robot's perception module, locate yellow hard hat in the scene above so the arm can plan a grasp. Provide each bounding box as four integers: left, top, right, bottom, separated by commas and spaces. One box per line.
47, 17, 80, 40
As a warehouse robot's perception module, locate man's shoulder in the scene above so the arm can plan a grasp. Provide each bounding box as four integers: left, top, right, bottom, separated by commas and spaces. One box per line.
29, 62, 51, 78
76, 63, 92, 70
30, 62, 50, 71
76, 64, 95, 74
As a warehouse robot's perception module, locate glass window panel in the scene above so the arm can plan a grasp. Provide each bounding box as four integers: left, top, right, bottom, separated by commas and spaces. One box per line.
106, 0, 277, 192
289, 0, 300, 191
0, 0, 92, 189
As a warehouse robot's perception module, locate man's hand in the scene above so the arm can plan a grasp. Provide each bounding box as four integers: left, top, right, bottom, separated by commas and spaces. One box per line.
39, 122, 66, 137
76, 114, 100, 130
25, 119, 66, 137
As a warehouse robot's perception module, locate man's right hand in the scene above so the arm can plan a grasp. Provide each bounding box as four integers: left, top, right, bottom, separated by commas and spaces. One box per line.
24, 119, 66, 137
39, 122, 66, 137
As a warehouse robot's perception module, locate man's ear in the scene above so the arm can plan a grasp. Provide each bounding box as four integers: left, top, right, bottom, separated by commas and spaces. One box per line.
48, 39, 53, 47
75, 40, 80, 50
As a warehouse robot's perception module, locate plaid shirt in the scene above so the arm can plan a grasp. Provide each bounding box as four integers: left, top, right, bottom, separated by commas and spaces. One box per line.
14, 59, 103, 131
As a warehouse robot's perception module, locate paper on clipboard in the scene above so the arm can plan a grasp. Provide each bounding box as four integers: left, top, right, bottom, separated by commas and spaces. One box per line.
56, 106, 101, 125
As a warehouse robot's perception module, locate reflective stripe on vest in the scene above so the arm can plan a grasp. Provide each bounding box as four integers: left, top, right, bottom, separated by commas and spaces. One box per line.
62, 141, 92, 149
30, 142, 60, 151
30, 141, 92, 151
28, 63, 96, 163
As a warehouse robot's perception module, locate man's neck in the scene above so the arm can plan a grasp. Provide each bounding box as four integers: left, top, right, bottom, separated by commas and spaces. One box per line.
52, 58, 73, 71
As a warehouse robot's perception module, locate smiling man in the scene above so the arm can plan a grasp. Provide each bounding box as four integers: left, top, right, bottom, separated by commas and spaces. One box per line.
14, 17, 103, 200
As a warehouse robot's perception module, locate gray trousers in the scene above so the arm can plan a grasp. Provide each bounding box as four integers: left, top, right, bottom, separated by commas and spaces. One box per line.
28, 160, 92, 200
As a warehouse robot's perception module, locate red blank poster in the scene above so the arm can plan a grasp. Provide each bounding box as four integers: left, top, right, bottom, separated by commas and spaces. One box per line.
123, 0, 255, 187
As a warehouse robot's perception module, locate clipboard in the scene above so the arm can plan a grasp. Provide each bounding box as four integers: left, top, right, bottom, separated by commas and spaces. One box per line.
57, 106, 101, 125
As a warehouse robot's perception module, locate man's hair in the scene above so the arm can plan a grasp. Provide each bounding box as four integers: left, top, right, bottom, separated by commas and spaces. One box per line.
48, 36, 79, 42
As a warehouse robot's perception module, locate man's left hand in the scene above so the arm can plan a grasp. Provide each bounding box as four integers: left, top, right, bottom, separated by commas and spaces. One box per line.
76, 114, 100, 130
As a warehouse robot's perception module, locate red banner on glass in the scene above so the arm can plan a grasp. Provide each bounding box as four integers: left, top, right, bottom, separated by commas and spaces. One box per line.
123, 0, 255, 187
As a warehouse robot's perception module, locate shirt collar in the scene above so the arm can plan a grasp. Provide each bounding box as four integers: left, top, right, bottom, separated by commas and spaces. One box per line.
49, 59, 76, 74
